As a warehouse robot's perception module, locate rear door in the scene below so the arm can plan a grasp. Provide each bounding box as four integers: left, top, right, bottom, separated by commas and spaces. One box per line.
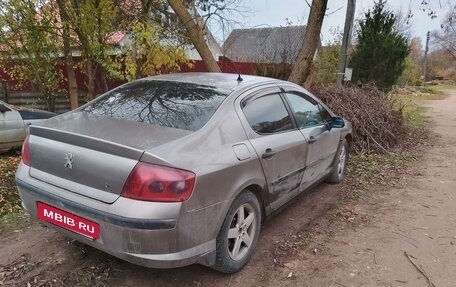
237, 87, 308, 210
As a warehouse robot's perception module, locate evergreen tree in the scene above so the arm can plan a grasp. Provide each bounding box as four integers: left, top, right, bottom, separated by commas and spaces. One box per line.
349, 1, 409, 90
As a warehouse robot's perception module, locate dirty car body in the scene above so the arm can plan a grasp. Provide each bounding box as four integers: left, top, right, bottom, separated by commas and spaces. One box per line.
16, 73, 352, 273
0, 100, 56, 152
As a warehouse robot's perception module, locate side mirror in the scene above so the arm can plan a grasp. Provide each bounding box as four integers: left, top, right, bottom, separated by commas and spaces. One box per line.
0, 104, 11, 113
330, 117, 345, 129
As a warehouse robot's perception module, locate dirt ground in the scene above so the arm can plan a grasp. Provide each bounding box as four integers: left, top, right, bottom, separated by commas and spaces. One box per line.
1, 89, 455, 287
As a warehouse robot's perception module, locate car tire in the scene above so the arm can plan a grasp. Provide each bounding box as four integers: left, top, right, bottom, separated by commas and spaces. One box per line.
326, 138, 349, 184
212, 190, 261, 274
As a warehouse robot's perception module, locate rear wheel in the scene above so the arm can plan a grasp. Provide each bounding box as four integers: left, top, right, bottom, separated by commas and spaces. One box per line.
326, 139, 349, 184
213, 191, 261, 273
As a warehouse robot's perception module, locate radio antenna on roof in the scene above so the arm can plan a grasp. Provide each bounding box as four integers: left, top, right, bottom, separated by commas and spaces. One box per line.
237, 74, 243, 82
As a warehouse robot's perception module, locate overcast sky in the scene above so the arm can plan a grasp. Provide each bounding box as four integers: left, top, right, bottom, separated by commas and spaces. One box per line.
216, 0, 448, 47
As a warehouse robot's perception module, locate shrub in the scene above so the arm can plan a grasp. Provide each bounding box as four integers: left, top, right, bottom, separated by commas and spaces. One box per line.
314, 85, 405, 153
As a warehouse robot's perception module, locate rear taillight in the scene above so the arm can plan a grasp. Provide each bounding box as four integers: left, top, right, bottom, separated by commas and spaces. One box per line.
121, 162, 196, 202
21, 135, 31, 166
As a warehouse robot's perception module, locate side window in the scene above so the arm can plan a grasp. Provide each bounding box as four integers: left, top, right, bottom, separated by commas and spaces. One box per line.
284, 93, 324, 128
318, 104, 332, 122
242, 94, 293, 134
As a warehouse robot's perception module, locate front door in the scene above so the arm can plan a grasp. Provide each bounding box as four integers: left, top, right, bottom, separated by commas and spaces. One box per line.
282, 93, 340, 185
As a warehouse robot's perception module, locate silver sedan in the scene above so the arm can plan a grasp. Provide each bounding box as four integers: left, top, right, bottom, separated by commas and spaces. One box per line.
0, 100, 55, 152
15, 73, 352, 273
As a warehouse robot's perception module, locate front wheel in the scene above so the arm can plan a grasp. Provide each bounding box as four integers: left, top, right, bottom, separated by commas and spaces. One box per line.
326, 138, 349, 184
212, 191, 261, 273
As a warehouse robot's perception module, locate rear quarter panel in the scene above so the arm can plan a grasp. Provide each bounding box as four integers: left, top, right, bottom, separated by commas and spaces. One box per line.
0, 109, 26, 150
146, 88, 268, 242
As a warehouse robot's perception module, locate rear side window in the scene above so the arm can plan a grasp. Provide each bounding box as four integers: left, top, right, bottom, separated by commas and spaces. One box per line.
83, 80, 228, 131
242, 94, 293, 134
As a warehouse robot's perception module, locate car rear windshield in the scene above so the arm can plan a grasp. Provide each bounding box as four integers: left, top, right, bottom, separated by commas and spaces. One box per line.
82, 80, 229, 131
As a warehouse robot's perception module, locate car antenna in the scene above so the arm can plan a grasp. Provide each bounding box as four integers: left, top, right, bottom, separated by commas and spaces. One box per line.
237, 74, 243, 82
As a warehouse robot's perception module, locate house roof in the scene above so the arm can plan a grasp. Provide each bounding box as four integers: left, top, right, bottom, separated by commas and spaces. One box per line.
222, 25, 307, 64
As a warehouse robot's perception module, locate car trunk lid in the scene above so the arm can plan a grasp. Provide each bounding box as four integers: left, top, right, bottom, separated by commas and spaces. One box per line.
28, 112, 192, 204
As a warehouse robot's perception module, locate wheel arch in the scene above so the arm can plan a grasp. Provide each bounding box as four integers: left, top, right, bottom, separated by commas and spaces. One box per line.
214, 179, 268, 236
243, 183, 267, 223
345, 133, 353, 152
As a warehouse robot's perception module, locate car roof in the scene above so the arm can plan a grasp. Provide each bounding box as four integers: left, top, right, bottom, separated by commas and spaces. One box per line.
146, 72, 288, 92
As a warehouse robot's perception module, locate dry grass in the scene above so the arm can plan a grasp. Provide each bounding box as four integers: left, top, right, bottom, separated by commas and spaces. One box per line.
0, 151, 22, 217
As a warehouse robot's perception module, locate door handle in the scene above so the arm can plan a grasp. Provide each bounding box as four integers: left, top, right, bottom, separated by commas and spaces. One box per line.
308, 136, 317, 144
262, 148, 276, 159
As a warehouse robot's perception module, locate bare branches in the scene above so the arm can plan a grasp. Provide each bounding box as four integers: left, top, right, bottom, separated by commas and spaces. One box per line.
404, 251, 436, 287
304, 0, 311, 9
326, 6, 343, 17
198, 0, 249, 42
288, 0, 328, 87
315, 85, 406, 154
167, 0, 221, 72
432, 5, 456, 60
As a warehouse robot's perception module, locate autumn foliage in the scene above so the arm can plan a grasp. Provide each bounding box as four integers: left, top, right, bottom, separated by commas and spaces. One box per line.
0, 153, 22, 217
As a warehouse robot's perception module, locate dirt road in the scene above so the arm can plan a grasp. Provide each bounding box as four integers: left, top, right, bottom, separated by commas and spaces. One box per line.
269, 89, 456, 287
1, 89, 455, 287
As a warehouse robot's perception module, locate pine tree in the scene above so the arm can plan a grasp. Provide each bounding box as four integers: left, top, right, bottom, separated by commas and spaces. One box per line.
349, 1, 409, 90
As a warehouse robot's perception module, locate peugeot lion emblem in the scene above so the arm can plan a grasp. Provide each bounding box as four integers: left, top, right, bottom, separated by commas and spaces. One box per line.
64, 153, 74, 169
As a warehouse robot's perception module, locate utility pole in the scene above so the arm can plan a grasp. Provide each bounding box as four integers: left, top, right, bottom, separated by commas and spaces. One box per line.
423, 31, 430, 85
337, 0, 356, 84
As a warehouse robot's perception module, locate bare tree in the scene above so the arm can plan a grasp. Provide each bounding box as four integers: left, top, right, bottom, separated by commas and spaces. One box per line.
288, 0, 328, 87
55, 0, 79, 109
433, 4, 456, 60
167, 0, 221, 72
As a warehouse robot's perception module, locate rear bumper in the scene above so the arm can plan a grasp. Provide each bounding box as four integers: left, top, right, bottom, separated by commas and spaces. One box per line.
17, 179, 176, 230
15, 168, 216, 269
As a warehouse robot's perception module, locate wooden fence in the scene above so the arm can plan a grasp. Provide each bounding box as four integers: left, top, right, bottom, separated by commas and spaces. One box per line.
0, 90, 87, 114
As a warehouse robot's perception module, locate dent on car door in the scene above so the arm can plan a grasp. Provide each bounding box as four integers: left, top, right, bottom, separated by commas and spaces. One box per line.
239, 90, 308, 210
0, 104, 26, 147
283, 93, 340, 185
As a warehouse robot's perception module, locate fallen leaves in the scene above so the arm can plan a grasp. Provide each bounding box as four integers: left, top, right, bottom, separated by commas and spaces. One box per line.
0, 152, 22, 217
0, 254, 36, 286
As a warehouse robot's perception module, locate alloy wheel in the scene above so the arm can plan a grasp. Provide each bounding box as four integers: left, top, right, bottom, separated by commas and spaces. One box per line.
227, 203, 257, 261
337, 145, 347, 178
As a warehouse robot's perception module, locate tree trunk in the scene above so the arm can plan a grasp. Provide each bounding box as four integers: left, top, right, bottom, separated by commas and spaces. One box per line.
63, 28, 79, 109
288, 0, 328, 86
100, 66, 109, 93
45, 92, 56, 113
56, 0, 79, 109
86, 57, 95, 100
167, 0, 221, 72
96, 6, 109, 93
64, 0, 97, 99
131, 38, 141, 79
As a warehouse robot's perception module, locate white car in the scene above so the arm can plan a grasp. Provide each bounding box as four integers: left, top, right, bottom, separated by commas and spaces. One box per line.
0, 100, 56, 152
